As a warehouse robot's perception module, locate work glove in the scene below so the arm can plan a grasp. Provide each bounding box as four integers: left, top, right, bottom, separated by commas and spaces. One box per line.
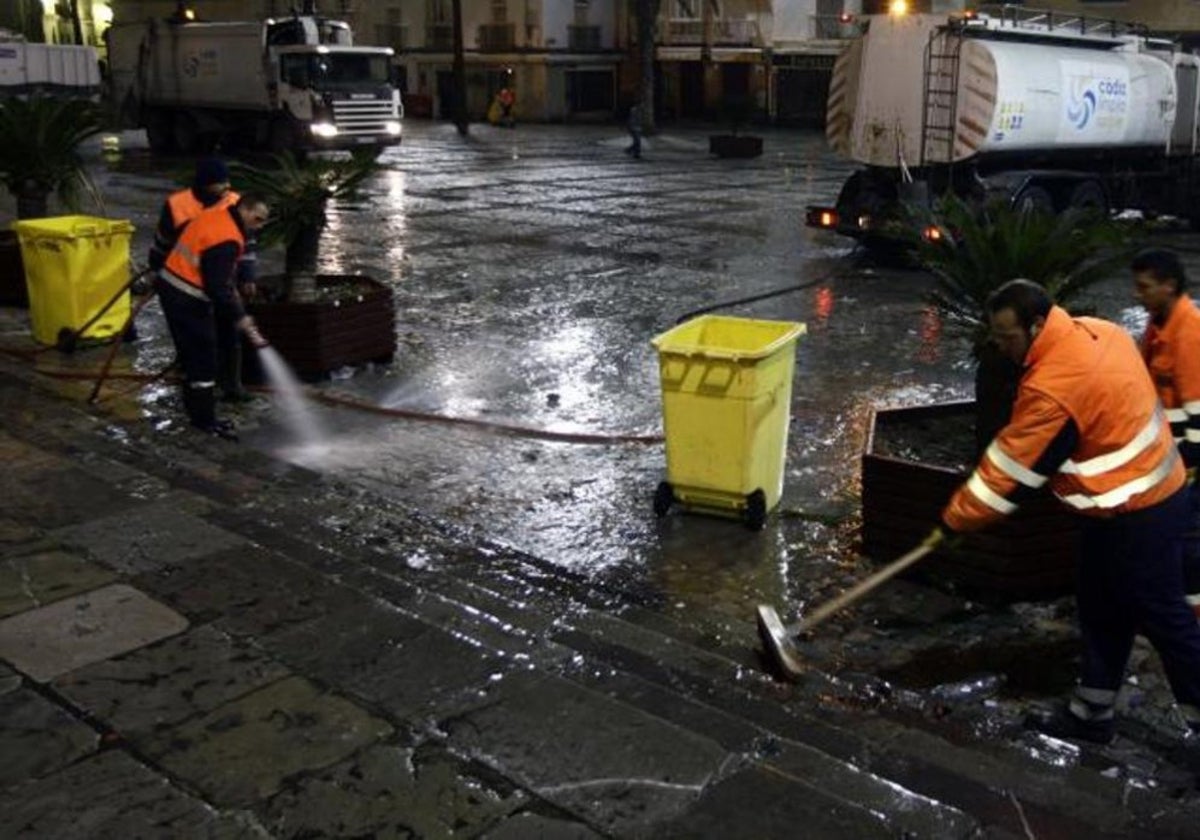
238, 316, 269, 350
1188, 467, 1197, 487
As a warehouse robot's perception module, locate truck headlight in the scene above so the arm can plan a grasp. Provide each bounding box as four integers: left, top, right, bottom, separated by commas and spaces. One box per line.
310, 122, 339, 138
384, 121, 402, 136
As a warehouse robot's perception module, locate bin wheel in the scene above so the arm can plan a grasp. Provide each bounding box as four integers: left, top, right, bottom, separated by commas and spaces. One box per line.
56, 327, 78, 354
653, 481, 674, 518
744, 489, 767, 531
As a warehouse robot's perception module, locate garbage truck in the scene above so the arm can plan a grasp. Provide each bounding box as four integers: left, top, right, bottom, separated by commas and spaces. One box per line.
106, 12, 403, 155
0, 34, 100, 98
805, 5, 1200, 252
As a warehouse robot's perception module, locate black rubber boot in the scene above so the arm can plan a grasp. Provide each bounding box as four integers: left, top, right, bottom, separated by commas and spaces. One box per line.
182, 384, 236, 440
1024, 705, 1115, 745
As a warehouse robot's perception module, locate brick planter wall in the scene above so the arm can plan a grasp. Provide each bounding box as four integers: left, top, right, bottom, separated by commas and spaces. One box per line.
246, 274, 396, 379
862, 401, 1078, 599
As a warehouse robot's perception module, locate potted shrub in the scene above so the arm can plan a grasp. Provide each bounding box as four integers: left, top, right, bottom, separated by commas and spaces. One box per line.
861, 195, 1134, 597
0, 95, 105, 305
231, 151, 397, 379
708, 95, 763, 159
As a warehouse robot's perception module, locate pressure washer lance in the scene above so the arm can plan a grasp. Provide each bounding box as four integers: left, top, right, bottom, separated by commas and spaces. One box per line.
240, 318, 269, 349
756, 529, 945, 681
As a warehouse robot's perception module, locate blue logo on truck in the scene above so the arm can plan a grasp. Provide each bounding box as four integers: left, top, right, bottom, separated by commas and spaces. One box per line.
1067, 88, 1096, 129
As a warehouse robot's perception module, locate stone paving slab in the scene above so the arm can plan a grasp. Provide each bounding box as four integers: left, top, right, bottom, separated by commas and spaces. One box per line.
0, 687, 98, 790
0, 550, 116, 618
441, 669, 730, 836
145, 675, 393, 807
50, 503, 249, 576
0, 517, 40, 545
133, 544, 365, 636
0, 748, 269, 839
260, 743, 530, 838
481, 813, 606, 840
0, 661, 19, 695
3, 456, 139, 530
259, 600, 506, 722
0, 583, 188, 682
53, 623, 290, 739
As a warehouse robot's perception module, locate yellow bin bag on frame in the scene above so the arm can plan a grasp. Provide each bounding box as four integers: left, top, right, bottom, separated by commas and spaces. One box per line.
13, 215, 135, 347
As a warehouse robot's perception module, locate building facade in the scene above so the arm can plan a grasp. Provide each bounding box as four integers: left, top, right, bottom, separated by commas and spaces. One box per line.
59, 1, 1200, 127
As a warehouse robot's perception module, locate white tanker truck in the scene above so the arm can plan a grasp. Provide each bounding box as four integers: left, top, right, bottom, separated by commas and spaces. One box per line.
806, 6, 1200, 250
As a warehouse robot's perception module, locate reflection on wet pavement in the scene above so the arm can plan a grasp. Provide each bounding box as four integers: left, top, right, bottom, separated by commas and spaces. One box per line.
14, 123, 1200, 732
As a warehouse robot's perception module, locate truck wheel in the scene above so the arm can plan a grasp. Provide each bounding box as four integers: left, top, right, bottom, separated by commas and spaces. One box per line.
1068, 181, 1107, 216
173, 113, 201, 154
1014, 185, 1054, 216
144, 112, 176, 154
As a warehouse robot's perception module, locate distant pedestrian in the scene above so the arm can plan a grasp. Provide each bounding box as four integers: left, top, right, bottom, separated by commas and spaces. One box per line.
625, 100, 643, 159
498, 85, 515, 128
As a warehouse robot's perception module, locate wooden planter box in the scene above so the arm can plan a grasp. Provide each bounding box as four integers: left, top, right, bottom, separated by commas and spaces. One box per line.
709, 134, 763, 158
0, 229, 28, 307
246, 274, 396, 379
862, 401, 1078, 599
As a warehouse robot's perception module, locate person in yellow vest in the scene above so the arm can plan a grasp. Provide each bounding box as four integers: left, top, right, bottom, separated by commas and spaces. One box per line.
156, 194, 271, 441
1133, 248, 1200, 620
148, 157, 258, 403
937, 279, 1200, 744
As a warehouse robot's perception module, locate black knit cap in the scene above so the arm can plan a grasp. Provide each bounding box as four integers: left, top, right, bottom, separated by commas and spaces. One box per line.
193, 157, 230, 188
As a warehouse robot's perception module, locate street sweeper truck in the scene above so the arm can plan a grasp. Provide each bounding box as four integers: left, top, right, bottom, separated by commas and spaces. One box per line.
106, 11, 402, 155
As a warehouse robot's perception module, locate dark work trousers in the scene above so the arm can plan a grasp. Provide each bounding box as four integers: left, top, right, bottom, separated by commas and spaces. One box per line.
1185, 481, 1200, 618
155, 277, 218, 429
1077, 487, 1200, 718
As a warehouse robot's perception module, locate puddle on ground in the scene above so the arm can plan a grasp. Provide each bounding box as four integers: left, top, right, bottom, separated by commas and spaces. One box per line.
878, 638, 1079, 697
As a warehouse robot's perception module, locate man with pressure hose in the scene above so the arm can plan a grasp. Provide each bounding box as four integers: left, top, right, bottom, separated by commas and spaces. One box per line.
149, 157, 259, 403
935, 279, 1200, 746
156, 193, 271, 441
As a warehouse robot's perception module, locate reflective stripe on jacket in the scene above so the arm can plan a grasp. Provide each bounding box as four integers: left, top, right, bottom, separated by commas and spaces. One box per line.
944, 306, 1185, 531
163, 205, 245, 291
167, 188, 239, 230
1141, 294, 1200, 468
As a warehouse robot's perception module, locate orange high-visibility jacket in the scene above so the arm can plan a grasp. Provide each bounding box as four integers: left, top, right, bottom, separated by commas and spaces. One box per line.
944, 306, 1184, 531
167, 188, 240, 231
1142, 294, 1200, 468
163, 206, 245, 292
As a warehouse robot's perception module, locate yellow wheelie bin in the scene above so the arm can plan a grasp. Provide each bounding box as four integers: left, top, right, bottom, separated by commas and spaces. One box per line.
14, 216, 135, 348
651, 315, 806, 529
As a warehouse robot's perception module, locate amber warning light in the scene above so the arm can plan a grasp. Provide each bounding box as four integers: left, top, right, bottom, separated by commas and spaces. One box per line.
806, 207, 839, 229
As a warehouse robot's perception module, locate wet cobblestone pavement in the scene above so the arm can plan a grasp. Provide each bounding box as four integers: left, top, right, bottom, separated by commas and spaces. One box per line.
3, 121, 1200, 836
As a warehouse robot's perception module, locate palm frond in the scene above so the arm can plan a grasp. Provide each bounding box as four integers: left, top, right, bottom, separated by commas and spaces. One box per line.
231, 151, 381, 251
0, 96, 104, 213
907, 193, 1133, 352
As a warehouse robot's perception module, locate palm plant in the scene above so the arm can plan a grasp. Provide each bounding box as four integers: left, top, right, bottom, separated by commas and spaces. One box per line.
0, 95, 105, 219
231, 151, 380, 302
910, 193, 1135, 449
915, 194, 1132, 349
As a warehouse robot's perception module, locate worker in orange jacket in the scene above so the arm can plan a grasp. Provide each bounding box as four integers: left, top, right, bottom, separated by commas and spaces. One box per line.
938, 279, 1200, 745
149, 157, 258, 403
156, 194, 270, 440
1134, 248, 1200, 620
